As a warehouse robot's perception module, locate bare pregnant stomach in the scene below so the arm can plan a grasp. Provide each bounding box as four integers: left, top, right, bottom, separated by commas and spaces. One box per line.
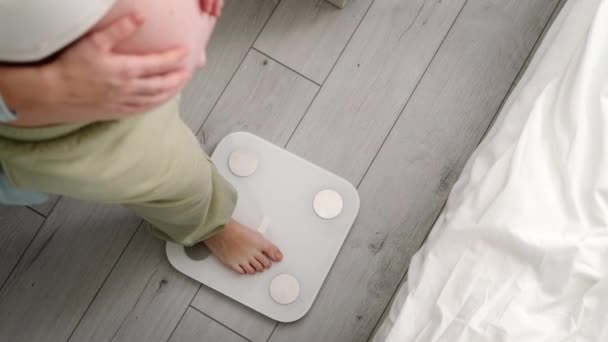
94, 0, 216, 70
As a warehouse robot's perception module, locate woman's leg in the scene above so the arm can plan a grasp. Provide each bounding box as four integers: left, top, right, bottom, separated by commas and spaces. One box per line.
0, 97, 282, 273
0, 98, 234, 245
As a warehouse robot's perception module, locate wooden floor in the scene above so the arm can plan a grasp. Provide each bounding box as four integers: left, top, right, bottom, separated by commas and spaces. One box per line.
0, 0, 561, 341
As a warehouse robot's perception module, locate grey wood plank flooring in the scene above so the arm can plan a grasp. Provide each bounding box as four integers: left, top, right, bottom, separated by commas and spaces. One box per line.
180, 0, 278, 131
285, 0, 467, 185
69, 224, 199, 342
0, 199, 140, 342
191, 50, 318, 342
369, 280, 409, 342
28, 194, 60, 217
198, 49, 319, 151
168, 308, 248, 342
267, 0, 559, 341
191, 286, 272, 342
254, 0, 374, 84
0, 206, 44, 288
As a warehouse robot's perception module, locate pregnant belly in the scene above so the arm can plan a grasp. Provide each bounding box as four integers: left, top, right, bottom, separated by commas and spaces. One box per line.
94, 0, 216, 70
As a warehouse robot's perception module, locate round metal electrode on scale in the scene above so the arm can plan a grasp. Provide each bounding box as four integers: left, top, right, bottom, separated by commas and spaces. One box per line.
270, 274, 300, 305
229, 149, 259, 177
313, 190, 344, 219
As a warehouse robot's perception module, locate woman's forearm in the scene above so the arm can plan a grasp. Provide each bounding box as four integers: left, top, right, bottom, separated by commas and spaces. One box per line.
0, 65, 57, 126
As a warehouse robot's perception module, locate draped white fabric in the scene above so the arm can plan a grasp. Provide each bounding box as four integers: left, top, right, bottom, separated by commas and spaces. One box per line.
378, 0, 608, 340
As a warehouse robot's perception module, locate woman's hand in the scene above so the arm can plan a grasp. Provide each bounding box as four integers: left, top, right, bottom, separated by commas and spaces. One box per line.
1, 12, 192, 127
199, 0, 224, 17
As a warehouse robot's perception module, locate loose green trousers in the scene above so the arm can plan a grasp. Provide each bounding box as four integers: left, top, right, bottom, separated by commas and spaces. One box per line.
0, 97, 237, 246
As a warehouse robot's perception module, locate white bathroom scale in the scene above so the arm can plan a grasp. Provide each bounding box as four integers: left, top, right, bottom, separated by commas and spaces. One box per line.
166, 132, 360, 322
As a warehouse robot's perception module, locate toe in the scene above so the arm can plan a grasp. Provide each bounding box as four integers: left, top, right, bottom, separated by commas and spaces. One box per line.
231, 264, 245, 275
250, 258, 265, 272
263, 243, 283, 262
241, 262, 256, 275
255, 253, 272, 269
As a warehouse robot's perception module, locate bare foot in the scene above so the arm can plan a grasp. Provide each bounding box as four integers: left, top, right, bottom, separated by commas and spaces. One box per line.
204, 219, 283, 275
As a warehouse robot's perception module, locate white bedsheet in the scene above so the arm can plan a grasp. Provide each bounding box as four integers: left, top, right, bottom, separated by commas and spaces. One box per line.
375, 0, 608, 340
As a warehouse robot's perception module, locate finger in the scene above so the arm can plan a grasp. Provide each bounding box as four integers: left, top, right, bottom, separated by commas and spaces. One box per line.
123, 82, 184, 109
90, 12, 145, 51
123, 88, 182, 109
129, 69, 190, 96
118, 48, 188, 78
118, 103, 154, 115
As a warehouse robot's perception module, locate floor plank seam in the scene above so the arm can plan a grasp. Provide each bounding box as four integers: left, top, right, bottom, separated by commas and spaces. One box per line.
193, 51, 247, 138
45, 196, 62, 216
354, 0, 469, 189
195, 0, 283, 138
317, 0, 378, 85
164, 283, 204, 342
478, 0, 563, 144
187, 305, 256, 342
265, 322, 279, 342
0, 217, 46, 293
28, 226, 61, 268
65, 220, 144, 342
252, 47, 321, 86
26, 205, 50, 219
165, 307, 190, 342
108, 268, 160, 342
364, 273, 409, 342
280, 76, 322, 150
364, 200, 448, 342
282, 79, 322, 148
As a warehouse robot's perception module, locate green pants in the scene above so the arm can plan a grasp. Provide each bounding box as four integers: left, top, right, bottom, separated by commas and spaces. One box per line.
0, 97, 237, 246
